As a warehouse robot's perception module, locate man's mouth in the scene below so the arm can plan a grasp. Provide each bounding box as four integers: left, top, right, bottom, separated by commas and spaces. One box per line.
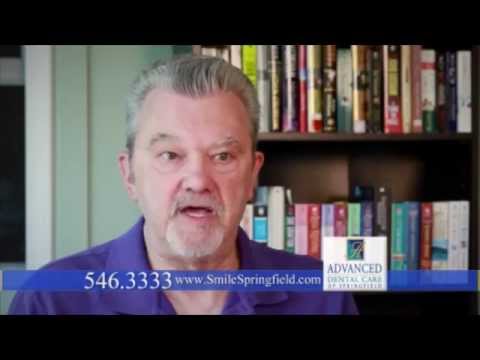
179, 206, 215, 219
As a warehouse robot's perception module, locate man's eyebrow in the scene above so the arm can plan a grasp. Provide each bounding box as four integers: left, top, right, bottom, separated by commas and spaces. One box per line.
211, 137, 242, 149
148, 133, 180, 148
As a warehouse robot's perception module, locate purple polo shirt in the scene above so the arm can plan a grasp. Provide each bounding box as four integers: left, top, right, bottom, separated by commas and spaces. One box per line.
9, 217, 358, 315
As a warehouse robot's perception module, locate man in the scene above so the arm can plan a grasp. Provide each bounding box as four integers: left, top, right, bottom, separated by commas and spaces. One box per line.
9, 55, 358, 315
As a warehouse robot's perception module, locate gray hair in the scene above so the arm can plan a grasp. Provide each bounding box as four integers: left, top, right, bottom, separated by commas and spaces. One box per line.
125, 54, 260, 158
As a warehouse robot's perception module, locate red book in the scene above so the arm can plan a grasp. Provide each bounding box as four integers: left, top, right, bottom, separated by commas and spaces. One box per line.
334, 202, 347, 236
383, 45, 402, 134
298, 45, 308, 133
420, 203, 433, 270
307, 204, 321, 259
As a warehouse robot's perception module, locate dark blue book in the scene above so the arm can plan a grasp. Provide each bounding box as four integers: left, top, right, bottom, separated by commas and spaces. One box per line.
446, 52, 457, 133
361, 202, 374, 236
406, 202, 420, 270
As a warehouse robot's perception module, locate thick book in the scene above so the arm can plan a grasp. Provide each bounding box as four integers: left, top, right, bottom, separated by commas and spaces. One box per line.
307, 45, 323, 133
447, 201, 461, 270
337, 48, 353, 133
420, 202, 433, 270
383, 45, 402, 134
375, 186, 391, 237
270, 46, 282, 132
285, 189, 295, 253
308, 204, 321, 260
432, 202, 449, 269
352, 45, 368, 134
368, 46, 383, 134
334, 202, 348, 236
422, 49, 437, 133
391, 203, 407, 270
298, 45, 308, 133
406, 202, 420, 270
361, 202, 374, 236
401, 45, 412, 133
294, 204, 309, 256
257, 45, 271, 133
348, 203, 361, 236
411, 45, 423, 133
242, 45, 257, 88
282, 45, 299, 132
457, 51, 472, 133
268, 186, 285, 250
436, 52, 448, 133
323, 45, 337, 133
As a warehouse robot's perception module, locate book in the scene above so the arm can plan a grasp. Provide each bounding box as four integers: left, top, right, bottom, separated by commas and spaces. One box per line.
253, 186, 269, 244
334, 202, 348, 236
307, 45, 323, 133
391, 203, 407, 270
270, 46, 282, 132
406, 202, 420, 270
411, 45, 423, 133
352, 45, 368, 134
230, 45, 242, 69
308, 204, 321, 260
436, 52, 448, 132
368, 46, 383, 134
420, 202, 433, 270
298, 45, 308, 133
294, 204, 309, 255
446, 51, 457, 133
401, 45, 412, 133
432, 202, 449, 269
337, 48, 353, 133
459, 201, 470, 269
457, 51, 472, 133
282, 45, 299, 132
384, 45, 402, 134
375, 186, 391, 238
447, 201, 461, 270
268, 186, 285, 250
323, 45, 337, 133
321, 204, 335, 254
257, 45, 271, 133
348, 203, 361, 236
361, 202, 374, 236
285, 189, 295, 253
422, 49, 436, 133
242, 45, 257, 88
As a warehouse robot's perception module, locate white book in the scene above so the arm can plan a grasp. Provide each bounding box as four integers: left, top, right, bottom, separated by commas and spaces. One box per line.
459, 201, 470, 269
256, 45, 271, 133
230, 45, 242, 69
338, 48, 353, 132
432, 202, 449, 270
294, 204, 308, 255
447, 202, 461, 270
457, 51, 472, 133
240, 204, 254, 240
401, 45, 412, 133
268, 186, 285, 250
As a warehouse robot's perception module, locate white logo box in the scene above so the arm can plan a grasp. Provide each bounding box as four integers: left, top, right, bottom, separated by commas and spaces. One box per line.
322, 236, 388, 292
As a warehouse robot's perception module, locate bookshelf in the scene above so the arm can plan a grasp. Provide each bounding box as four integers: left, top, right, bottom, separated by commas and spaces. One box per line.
190, 45, 479, 315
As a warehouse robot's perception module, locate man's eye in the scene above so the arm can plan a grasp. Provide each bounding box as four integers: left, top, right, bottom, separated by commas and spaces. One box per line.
213, 152, 231, 162
158, 152, 179, 161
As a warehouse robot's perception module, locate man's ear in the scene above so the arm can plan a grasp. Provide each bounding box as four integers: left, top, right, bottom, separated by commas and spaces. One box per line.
118, 151, 138, 201
249, 151, 264, 201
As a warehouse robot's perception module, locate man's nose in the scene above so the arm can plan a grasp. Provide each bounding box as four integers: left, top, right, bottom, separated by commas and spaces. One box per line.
181, 155, 215, 194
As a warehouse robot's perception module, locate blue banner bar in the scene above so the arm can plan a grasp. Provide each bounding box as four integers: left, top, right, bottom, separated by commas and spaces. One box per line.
1, 270, 478, 292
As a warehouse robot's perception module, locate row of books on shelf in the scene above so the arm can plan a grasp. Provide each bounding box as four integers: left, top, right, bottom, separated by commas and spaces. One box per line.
240, 185, 470, 270
198, 45, 472, 135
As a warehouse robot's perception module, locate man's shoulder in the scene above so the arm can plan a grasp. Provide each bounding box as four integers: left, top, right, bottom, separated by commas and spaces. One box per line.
40, 239, 117, 271
246, 240, 323, 270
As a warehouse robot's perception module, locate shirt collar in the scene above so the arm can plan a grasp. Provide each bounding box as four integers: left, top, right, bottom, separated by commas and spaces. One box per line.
101, 217, 288, 315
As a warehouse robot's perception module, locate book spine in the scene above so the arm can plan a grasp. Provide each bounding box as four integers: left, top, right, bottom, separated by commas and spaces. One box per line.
369, 46, 383, 133
334, 202, 348, 236
401, 45, 412, 133
282, 45, 299, 132
436, 52, 448, 133
268, 186, 285, 250
323, 45, 337, 133
307, 45, 323, 133
298, 45, 308, 133
459, 201, 470, 269
446, 51, 458, 133
411, 45, 423, 133
420, 203, 433, 270
422, 49, 437, 133
230, 45, 242, 69
348, 203, 361, 236
308, 204, 321, 260
361, 201, 374, 236
285, 203, 295, 253
337, 48, 353, 133
321, 204, 334, 256
457, 51, 472, 133
253, 204, 268, 244
447, 201, 460, 270
391, 203, 407, 270
407, 202, 420, 270
432, 202, 449, 269
257, 45, 271, 133
352, 45, 368, 134
294, 204, 308, 255
242, 45, 257, 88
384, 45, 402, 134
270, 46, 282, 132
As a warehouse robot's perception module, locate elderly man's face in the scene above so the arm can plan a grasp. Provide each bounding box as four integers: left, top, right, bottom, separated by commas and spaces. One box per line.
119, 89, 264, 260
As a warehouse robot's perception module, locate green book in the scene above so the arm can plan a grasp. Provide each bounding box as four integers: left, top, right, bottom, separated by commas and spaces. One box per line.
347, 203, 361, 236
242, 45, 257, 88
391, 203, 407, 270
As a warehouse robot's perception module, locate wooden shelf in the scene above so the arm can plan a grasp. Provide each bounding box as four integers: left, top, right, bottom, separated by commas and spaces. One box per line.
258, 132, 473, 143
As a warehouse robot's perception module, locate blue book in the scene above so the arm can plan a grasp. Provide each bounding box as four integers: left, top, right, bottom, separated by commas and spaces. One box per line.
391, 203, 408, 270
446, 52, 457, 133
361, 202, 374, 236
406, 202, 420, 270
253, 187, 269, 243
